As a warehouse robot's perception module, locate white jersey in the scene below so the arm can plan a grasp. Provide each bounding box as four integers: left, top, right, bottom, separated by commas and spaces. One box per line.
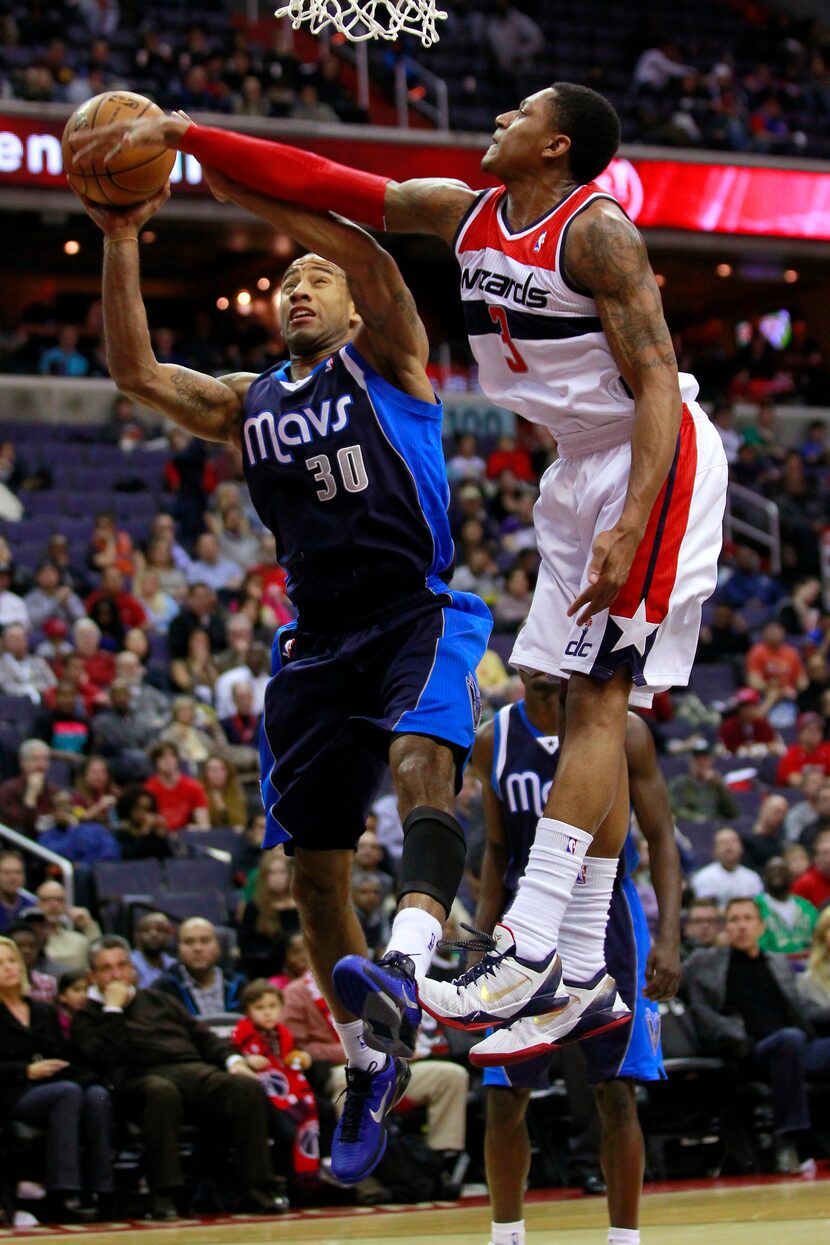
454, 183, 699, 459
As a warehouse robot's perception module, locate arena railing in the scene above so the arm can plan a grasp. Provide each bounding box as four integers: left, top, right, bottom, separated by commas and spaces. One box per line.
0, 822, 74, 907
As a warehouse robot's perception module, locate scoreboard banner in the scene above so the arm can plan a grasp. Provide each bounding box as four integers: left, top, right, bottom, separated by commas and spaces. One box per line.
1, 111, 829, 241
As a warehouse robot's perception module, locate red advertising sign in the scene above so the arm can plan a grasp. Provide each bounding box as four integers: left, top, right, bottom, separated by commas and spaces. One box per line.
1, 111, 828, 240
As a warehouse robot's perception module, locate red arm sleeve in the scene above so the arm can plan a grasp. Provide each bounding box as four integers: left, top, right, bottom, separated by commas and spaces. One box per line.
179, 125, 390, 230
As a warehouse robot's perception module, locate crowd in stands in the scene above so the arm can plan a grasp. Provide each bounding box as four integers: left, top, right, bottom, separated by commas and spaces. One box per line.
2, 0, 830, 156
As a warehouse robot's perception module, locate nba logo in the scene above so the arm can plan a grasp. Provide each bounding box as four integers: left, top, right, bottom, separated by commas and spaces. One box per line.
574, 863, 587, 885
533, 231, 547, 253
566, 836, 578, 855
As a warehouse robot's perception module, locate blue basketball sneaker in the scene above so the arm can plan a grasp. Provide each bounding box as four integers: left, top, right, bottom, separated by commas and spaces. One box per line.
330, 1056, 412, 1183
332, 952, 421, 1058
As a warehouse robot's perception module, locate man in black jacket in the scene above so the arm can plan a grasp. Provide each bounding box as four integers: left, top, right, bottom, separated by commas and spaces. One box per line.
683, 897, 830, 1173
155, 918, 246, 1017
72, 936, 279, 1220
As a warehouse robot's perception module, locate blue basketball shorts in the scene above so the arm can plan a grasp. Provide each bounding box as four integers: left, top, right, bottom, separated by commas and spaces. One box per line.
259, 583, 492, 851
483, 875, 665, 1089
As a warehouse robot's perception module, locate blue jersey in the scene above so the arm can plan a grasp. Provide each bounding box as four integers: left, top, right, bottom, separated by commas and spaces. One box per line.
491, 701, 633, 894
242, 342, 454, 629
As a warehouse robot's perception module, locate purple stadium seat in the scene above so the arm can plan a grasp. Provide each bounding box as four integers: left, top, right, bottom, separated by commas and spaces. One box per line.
95, 859, 163, 899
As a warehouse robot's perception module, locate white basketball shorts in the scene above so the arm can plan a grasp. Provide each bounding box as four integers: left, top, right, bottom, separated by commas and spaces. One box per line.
511, 403, 728, 707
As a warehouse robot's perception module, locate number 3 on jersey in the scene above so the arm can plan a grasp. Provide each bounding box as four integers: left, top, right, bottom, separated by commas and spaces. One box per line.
489, 305, 528, 374
306, 443, 369, 502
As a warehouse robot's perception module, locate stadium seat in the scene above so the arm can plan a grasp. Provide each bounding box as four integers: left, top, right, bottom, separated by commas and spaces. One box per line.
164, 856, 233, 894
95, 859, 163, 900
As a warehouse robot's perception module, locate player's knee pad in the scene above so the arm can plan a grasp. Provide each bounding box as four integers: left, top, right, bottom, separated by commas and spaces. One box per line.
398, 805, 466, 917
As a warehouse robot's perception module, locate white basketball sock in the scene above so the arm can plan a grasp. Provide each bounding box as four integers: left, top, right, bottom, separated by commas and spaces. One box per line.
333, 1018, 382, 1072
557, 856, 620, 983
501, 819, 592, 961
608, 1228, 640, 1244
384, 907, 443, 986
490, 1219, 525, 1245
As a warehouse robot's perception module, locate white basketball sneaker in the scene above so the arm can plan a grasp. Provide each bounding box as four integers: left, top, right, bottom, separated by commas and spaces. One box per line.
468, 970, 631, 1066
418, 923, 569, 1030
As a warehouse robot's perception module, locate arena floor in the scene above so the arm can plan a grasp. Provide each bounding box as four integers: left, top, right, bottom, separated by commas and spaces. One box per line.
3, 1175, 827, 1245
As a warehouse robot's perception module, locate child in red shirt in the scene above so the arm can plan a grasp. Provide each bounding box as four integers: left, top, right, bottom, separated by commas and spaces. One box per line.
232, 980, 320, 1188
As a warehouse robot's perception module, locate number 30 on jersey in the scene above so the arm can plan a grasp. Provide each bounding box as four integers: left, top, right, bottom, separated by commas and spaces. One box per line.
306, 444, 369, 501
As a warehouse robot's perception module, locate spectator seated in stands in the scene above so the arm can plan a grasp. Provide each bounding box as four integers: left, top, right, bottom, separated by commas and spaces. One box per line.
31, 680, 92, 759
718, 687, 782, 756
0, 849, 36, 934
215, 613, 253, 676
169, 628, 219, 702
73, 619, 115, 690
777, 712, 830, 787
72, 756, 117, 828
168, 583, 228, 663
73, 936, 281, 1220
220, 680, 261, 748
353, 827, 397, 896
797, 653, 830, 715
35, 881, 101, 974
156, 918, 246, 1017
784, 769, 825, 845
100, 394, 151, 448
232, 980, 321, 1193
351, 871, 391, 960
0, 622, 57, 702
680, 899, 723, 960
669, 739, 740, 821
270, 930, 311, 992
491, 564, 533, 634
159, 696, 234, 773
683, 897, 830, 1173
92, 678, 155, 782
213, 504, 260, 572
791, 829, 830, 910
797, 910, 830, 1033
0, 739, 59, 838
86, 513, 134, 581
38, 790, 120, 881
199, 755, 247, 831
113, 786, 172, 860
57, 969, 91, 1038
113, 650, 170, 734
85, 567, 147, 634
757, 857, 818, 957
37, 325, 89, 378
795, 778, 830, 854
720, 546, 785, 612
695, 603, 750, 665
238, 851, 300, 979
692, 827, 763, 906
130, 912, 176, 989
746, 620, 808, 702
8, 919, 58, 1003
0, 562, 28, 629
24, 562, 86, 631
283, 947, 469, 1185
0, 935, 113, 1223
144, 741, 209, 833
132, 570, 177, 634
187, 533, 243, 596
213, 642, 269, 719
741, 793, 790, 873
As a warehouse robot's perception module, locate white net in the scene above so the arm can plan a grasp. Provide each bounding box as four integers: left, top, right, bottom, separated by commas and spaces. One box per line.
275, 0, 448, 47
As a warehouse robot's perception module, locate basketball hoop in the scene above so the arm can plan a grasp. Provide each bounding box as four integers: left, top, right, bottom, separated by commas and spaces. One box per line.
275, 0, 448, 47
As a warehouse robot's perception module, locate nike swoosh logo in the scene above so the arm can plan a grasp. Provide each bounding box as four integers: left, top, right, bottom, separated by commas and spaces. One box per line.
532, 996, 578, 1025
481, 973, 530, 1004
369, 1082, 393, 1124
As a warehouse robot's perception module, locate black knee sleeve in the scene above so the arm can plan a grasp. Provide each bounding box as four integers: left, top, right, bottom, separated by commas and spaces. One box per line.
398, 805, 466, 917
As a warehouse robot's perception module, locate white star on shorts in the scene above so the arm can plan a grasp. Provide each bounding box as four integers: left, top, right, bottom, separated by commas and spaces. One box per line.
609, 598, 659, 655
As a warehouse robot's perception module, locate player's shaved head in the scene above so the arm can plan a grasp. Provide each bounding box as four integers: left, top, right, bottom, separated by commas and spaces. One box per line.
284, 253, 347, 286
280, 251, 359, 364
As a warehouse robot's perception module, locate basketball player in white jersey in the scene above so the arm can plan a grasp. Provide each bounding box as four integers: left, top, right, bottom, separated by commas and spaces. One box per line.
78, 83, 728, 1059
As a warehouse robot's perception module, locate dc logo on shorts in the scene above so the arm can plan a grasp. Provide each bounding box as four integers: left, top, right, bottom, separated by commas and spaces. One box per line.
566, 836, 578, 855
466, 672, 482, 729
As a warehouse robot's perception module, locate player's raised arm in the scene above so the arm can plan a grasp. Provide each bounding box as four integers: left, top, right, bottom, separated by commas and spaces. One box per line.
564, 202, 682, 625
70, 112, 477, 246
625, 714, 682, 1001
75, 188, 250, 445
202, 168, 434, 399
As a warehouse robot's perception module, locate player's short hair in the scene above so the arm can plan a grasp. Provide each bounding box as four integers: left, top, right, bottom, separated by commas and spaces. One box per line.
241, 978, 284, 1010
549, 83, 621, 183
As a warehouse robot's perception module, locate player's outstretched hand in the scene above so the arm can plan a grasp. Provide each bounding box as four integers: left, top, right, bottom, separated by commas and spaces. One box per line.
643, 938, 681, 1001
68, 110, 190, 166
568, 523, 641, 626
73, 183, 171, 237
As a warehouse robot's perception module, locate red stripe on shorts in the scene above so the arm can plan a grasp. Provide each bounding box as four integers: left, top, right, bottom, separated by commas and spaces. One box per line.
612, 405, 698, 623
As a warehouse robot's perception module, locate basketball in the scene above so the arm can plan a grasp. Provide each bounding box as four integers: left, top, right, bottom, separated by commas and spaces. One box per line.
62, 91, 176, 208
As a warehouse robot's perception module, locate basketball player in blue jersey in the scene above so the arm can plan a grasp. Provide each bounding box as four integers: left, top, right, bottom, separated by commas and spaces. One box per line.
78, 84, 726, 1056
70, 173, 492, 1186
472, 675, 681, 1245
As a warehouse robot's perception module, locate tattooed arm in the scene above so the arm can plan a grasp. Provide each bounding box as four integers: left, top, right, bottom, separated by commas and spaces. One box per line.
204, 168, 436, 402
562, 202, 683, 623
384, 178, 480, 245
